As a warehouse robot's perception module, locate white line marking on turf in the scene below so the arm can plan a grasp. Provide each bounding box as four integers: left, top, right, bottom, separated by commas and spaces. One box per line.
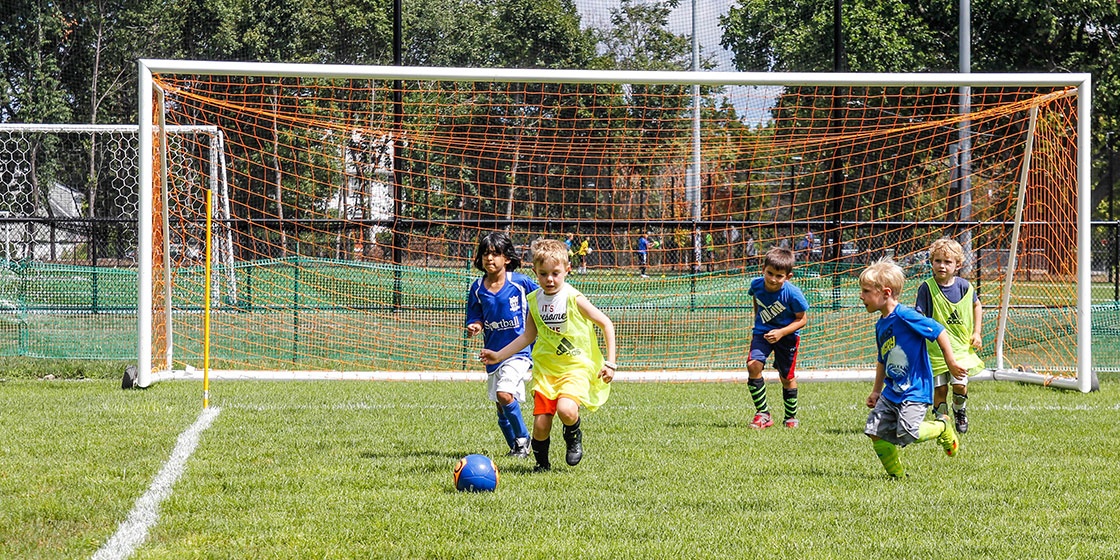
92, 407, 220, 560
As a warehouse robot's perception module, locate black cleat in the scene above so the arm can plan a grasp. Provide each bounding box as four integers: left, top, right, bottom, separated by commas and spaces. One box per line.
954, 408, 969, 434
564, 427, 583, 466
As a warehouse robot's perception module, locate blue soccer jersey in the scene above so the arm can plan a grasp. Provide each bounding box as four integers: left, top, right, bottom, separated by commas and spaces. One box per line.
875, 304, 946, 404
748, 277, 810, 335
465, 271, 539, 373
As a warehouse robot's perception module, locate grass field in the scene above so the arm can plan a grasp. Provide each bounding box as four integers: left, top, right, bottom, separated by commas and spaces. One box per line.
2, 376, 1118, 559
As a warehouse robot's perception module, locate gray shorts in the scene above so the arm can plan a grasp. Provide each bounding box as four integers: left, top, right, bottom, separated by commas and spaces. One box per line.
864, 398, 929, 447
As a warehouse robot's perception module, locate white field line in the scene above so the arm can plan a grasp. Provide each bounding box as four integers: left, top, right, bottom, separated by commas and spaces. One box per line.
91, 407, 221, 560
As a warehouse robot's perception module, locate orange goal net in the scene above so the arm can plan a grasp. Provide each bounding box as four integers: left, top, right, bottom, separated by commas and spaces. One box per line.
138, 63, 1091, 389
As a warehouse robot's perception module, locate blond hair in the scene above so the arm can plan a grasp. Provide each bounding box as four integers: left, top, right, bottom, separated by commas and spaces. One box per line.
531, 238, 570, 269
859, 258, 905, 298
929, 237, 964, 265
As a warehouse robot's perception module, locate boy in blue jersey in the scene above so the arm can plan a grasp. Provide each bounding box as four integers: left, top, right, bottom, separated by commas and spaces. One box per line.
465, 232, 539, 458
914, 238, 985, 434
746, 247, 809, 429
859, 259, 966, 478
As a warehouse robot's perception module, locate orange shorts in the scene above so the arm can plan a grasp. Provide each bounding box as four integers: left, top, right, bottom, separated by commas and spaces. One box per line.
533, 392, 581, 415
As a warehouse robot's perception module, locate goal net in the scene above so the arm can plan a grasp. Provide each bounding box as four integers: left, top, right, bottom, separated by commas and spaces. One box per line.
138, 61, 1093, 391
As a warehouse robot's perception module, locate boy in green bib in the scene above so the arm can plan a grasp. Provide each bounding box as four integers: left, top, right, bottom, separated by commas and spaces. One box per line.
914, 238, 985, 434
480, 238, 618, 472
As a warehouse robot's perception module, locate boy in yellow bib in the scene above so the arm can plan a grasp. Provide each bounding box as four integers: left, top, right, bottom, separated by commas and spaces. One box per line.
480, 239, 617, 471
914, 238, 985, 434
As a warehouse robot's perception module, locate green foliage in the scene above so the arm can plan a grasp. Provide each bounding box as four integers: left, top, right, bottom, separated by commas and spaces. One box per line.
720, 0, 1120, 218
1, 377, 1118, 558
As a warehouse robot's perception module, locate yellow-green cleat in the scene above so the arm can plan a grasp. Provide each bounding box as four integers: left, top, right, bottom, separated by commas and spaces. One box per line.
936, 415, 959, 457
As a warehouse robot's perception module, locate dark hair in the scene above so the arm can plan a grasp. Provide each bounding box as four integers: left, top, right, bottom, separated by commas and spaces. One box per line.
763, 246, 796, 274
473, 231, 522, 272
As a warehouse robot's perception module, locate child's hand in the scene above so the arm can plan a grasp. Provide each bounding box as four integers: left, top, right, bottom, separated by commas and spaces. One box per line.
970, 332, 982, 350
763, 329, 781, 343
866, 391, 880, 408
599, 366, 614, 383
947, 361, 967, 380
478, 349, 499, 365
466, 322, 483, 337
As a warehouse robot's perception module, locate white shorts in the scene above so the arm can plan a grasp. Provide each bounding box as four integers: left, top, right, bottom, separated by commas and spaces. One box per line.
487, 357, 532, 403
934, 371, 970, 388
864, 398, 928, 447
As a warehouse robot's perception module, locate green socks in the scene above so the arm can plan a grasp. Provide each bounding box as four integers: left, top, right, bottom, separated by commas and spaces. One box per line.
748, 377, 769, 414
915, 419, 946, 443
873, 439, 905, 477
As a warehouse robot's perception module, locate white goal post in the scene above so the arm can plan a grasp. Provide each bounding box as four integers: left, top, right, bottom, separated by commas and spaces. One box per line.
136, 59, 1094, 392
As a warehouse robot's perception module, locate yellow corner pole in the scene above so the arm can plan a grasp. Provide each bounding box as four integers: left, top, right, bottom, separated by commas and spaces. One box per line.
203, 189, 213, 409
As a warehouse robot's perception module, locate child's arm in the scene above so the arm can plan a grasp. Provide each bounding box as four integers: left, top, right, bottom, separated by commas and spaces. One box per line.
465, 285, 483, 337
479, 318, 537, 365
576, 295, 617, 383
935, 330, 967, 379
971, 298, 983, 350
765, 311, 807, 343
866, 362, 885, 408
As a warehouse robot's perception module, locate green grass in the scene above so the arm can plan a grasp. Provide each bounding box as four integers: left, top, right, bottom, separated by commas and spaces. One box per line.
2, 376, 1118, 558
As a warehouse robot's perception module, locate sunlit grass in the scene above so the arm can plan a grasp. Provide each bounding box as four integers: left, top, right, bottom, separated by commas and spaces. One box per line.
2, 376, 1118, 558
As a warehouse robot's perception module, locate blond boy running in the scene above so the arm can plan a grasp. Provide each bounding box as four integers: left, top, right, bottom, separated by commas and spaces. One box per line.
480, 239, 617, 472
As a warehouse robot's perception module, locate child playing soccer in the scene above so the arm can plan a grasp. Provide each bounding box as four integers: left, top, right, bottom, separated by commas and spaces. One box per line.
480, 238, 617, 472
465, 232, 539, 458
746, 247, 809, 429
914, 238, 985, 434
859, 259, 966, 478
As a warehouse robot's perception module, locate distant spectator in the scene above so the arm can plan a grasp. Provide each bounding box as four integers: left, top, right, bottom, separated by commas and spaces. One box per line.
704, 231, 715, 272
637, 232, 650, 278
797, 231, 816, 261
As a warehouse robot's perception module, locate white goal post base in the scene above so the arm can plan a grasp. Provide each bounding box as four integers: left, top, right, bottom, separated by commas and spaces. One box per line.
987, 367, 1099, 392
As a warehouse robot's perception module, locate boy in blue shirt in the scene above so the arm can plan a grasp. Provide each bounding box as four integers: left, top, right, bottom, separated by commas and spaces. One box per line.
859, 259, 966, 477
465, 232, 539, 458
746, 247, 809, 429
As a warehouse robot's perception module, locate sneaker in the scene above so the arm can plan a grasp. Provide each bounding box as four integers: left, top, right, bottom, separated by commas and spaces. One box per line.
640, 274, 649, 278
564, 428, 583, 466
749, 412, 774, 430
936, 415, 959, 457
507, 437, 531, 459
954, 408, 969, 434
533, 463, 551, 473
783, 417, 799, 429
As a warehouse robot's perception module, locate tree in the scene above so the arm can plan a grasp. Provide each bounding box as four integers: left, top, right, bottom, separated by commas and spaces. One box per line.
721, 0, 1120, 216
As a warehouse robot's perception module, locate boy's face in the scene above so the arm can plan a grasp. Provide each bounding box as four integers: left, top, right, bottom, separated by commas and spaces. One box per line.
930, 253, 962, 284
534, 259, 570, 295
480, 250, 509, 276
859, 282, 893, 315
761, 265, 792, 292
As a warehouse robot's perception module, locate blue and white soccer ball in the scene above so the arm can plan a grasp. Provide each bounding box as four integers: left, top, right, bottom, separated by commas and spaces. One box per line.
453, 454, 499, 492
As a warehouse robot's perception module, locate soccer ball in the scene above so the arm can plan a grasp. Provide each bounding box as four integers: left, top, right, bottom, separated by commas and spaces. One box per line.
453, 454, 499, 492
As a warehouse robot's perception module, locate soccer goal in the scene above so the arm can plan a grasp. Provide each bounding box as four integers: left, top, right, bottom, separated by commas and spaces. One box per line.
137, 60, 1094, 392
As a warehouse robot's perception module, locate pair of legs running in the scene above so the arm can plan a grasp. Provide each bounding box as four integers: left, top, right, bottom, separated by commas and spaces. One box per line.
933, 374, 970, 434
867, 398, 959, 478
530, 394, 583, 472
495, 391, 531, 458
